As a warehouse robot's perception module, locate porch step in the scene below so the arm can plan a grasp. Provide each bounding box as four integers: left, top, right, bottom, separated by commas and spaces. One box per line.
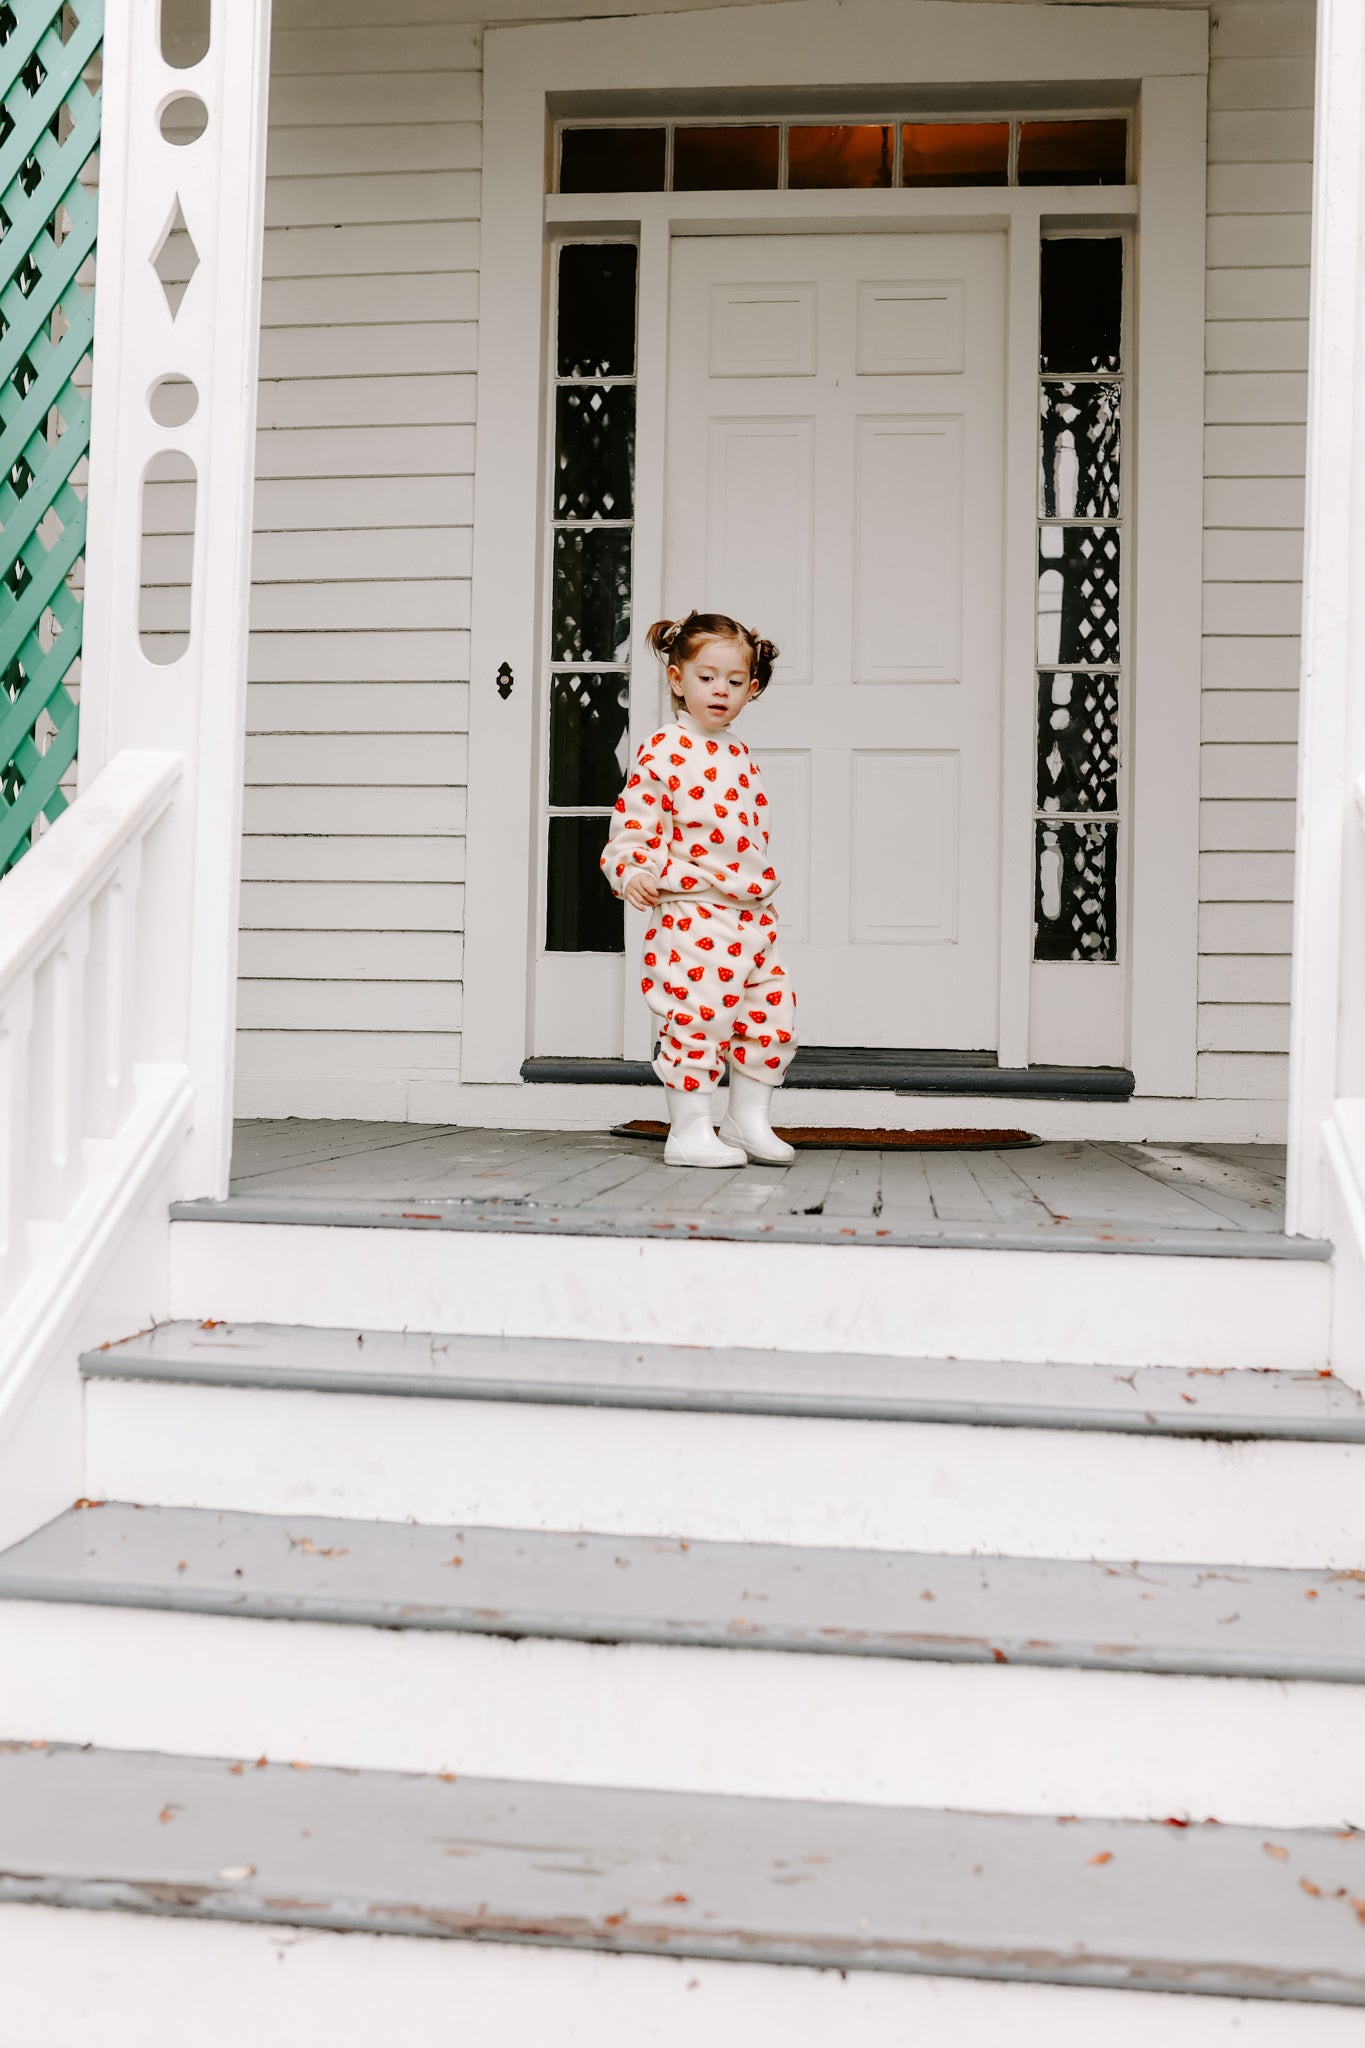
5, 1502, 1364, 1683
519, 1048, 1137, 1098
2, 1744, 1361, 2003
81, 1319, 1365, 1440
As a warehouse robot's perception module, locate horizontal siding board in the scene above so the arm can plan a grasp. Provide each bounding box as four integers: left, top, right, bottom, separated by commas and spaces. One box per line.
1201, 691, 1299, 744
267, 123, 482, 178
255, 424, 475, 479
1206, 162, 1314, 215
1205, 266, 1310, 320
1205, 214, 1311, 270
1199, 798, 1296, 852
245, 734, 468, 785
239, 881, 465, 932
262, 222, 479, 278
1203, 528, 1303, 580
269, 73, 483, 127
256, 373, 476, 431
250, 476, 472, 531
268, 26, 482, 74
1201, 637, 1301, 689
1204, 319, 1308, 373
236, 1030, 460, 1077
265, 170, 480, 229
1198, 952, 1292, 1002
1210, 5, 1316, 61
241, 835, 467, 883
1203, 423, 1306, 476
1198, 901, 1294, 953
248, 529, 472, 584
239, 930, 464, 980
244, 786, 467, 836
246, 682, 469, 734
1203, 370, 1307, 424
262, 272, 477, 326
1198, 850, 1295, 900
245, 581, 469, 633
1197, 1003, 1291, 1053
238, 980, 463, 1031
1207, 109, 1314, 162
248, 631, 468, 684
1202, 478, 1306, 530
259, 323, 478, 379
1207, 57, 1315, 110
1199, 742, 1299, 801
1195, 1052, 1289, 1099
1201, 582, 1302, 635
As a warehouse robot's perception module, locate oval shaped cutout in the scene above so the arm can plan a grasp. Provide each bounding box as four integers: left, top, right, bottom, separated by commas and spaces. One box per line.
148, 375, 198, 428
139, 449, 197, 665
160, 95, 208, 146
161, 0, 211, 68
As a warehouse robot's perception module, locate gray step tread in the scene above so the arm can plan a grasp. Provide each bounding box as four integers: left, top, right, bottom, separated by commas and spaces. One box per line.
5, 1503, 1364, 1682
2, 1743, 1361, 2000
81, 1319, 1365, 1442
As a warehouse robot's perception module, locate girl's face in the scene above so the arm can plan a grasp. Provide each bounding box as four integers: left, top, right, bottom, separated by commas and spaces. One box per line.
668, 637, 758, 731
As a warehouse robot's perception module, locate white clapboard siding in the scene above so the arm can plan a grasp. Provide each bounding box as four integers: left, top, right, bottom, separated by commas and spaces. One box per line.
1198, 0, 1312, 1103
219, 0, 1316, 1119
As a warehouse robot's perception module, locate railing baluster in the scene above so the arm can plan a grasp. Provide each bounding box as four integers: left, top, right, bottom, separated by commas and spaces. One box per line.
0, 979, 34, 1297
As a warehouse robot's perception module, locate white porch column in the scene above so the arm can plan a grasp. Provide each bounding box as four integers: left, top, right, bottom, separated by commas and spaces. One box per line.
78, 0, 272, 1198
1287, 0, 1365, 1368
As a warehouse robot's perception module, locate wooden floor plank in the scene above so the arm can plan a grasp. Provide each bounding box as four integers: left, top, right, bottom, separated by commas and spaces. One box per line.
755, 1147, 841, 1216
959, 1151, 1057, 1226
822, 1149, 884, 1219
1004, 1142, 1234, 1230
872, 1152, 937, 1221
1098, 1146, 1281, 1233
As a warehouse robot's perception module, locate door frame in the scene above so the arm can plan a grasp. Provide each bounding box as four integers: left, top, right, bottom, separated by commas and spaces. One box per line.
463, 0, 1208, 1094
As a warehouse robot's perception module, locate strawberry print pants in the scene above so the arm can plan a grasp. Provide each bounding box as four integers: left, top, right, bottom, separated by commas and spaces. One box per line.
640, 892, 798, 1092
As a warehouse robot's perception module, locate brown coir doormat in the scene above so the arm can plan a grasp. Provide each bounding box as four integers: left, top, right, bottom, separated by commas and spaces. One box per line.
612, 1122, 1040, 1151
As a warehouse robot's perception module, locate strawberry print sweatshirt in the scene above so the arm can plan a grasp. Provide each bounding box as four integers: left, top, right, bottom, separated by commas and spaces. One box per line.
602, 713, 779, 906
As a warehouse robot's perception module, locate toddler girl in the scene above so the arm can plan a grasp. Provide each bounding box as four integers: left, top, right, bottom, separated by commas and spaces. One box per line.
602, 611, 798, 1168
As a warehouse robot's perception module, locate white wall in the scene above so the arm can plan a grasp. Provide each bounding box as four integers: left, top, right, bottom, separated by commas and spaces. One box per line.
224, 0, 1316, 1123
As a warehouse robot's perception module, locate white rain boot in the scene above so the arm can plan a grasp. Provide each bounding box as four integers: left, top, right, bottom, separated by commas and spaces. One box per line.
664, 1086, 746, 1168
719, 1069, 796, 1164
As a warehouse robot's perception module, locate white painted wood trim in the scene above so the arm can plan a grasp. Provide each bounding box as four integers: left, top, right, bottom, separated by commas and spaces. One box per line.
997, 222, 1041, 1069
464, 0, 1206, 1087
79, 0, 273, 1193
1286, 0, 1362, 1239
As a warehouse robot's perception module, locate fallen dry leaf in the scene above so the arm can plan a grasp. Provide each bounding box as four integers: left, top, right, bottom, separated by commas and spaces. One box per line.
199, 1319, 224, 1330
158, 1804, 180, 1825
1087, 1852, 1114, 1867
439, 1772, 457, 1784
290, 1759, 311, 1772
443, 1555, 464, 1568
666, 1893, 690, 1905
228, 1763, 244, 1777
218, 1865, 255, 1882
292, 1538, 348, 1558
1263, 1843, 1290, 1862
1352, 1898, 1365, 1925
1301, 1878, 1322, 1898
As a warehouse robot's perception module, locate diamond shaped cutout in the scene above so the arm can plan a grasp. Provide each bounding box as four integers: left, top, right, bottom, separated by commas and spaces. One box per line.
151, 198, 199, 319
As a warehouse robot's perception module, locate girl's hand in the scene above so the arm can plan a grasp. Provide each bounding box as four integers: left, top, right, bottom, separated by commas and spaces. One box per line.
624, 874, 660, 911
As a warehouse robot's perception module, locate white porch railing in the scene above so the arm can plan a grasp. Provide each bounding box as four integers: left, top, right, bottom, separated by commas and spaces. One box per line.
0, 748, 191, 1373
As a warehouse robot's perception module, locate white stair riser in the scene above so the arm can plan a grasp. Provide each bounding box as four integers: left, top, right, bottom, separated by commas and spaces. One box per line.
86, 1379, 1365, 1569
7, 1905, 1357, 2048
167, 1221, 1333, 1373
1, 1602, 1359, 1828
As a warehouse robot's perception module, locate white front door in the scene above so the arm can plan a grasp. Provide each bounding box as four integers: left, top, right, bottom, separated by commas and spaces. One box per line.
665, 233, 1007, 1049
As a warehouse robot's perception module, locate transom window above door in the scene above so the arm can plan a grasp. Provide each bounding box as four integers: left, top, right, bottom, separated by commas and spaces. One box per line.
556, 115, 1130, 194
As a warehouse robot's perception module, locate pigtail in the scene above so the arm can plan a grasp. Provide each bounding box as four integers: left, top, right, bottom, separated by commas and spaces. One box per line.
747, 632, 779, 693
645, 613, 697, 662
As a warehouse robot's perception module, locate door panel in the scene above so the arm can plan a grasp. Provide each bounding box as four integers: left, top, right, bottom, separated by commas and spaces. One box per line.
666, 232, 1006, 1048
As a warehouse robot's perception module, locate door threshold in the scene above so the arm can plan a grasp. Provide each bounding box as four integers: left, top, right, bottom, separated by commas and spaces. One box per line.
521, 1049, 1136, 1101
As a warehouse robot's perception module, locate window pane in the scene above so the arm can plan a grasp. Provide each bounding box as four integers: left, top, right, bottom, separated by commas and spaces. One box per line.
901, 121, 1009, 187
1039, 238, 1123, 372
1019, 119, 1128, 187
674, 125, 779, 191
550, 672, 631, 807
556, 386, 635, 521
788, 124, 893, 189
1037, 670, 1119, 814
1040, 380, 1120, 520
1038, 526, 1121, 666
559, 127, 666, 194
557, 244, 637, 379
546, 815, 624, 952
552, 528, 632, 664
1035, 819, 1117, 961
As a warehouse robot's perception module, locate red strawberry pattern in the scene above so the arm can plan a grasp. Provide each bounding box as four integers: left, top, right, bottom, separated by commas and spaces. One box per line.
601, 716, 779, 909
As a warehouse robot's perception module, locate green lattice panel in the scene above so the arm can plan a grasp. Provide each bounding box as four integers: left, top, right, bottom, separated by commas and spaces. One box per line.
0, 0, 102, 874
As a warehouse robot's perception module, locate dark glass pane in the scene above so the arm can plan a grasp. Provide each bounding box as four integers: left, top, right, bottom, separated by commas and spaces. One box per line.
901, 121, 1009, 187
1040, 380, 1120, 519
1037, 670, 1119, 814
1019, 119, 1128, 188
788, 124, 893, 189
552, 528, 632, 663
557, 244, 637, 379
559, 127, 666, 194
1039, 238, 1122, 372
1035, 819, 1117, 962
555, 385, 634, 520
550, 671, 631, 807
546, 814, 624, 953
674, 125, 779, 191
1038, 525, 1120, 666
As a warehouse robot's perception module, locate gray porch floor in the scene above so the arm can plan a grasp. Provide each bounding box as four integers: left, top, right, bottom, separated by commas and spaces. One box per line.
202, 1122, 1325, 1259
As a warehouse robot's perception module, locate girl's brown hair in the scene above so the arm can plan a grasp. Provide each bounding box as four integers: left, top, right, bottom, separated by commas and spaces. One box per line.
645, 611, 779, 696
